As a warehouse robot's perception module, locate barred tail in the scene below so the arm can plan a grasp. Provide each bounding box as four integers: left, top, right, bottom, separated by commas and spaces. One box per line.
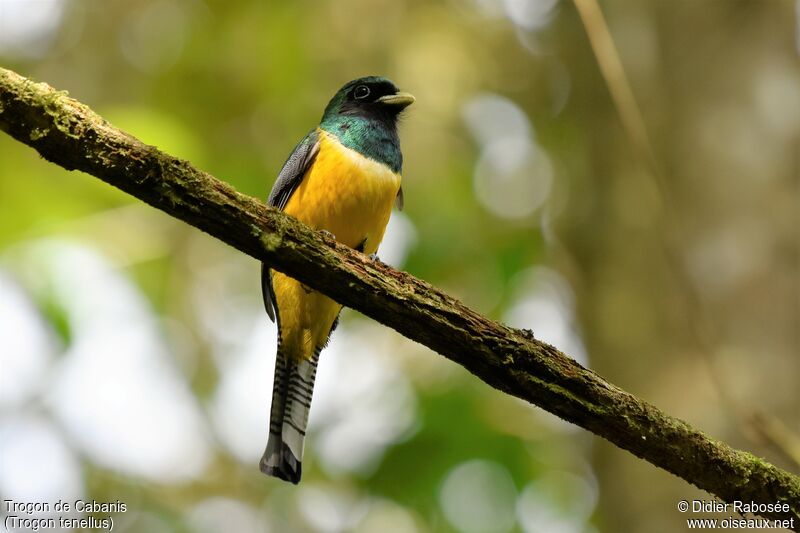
259, 342, 320, 484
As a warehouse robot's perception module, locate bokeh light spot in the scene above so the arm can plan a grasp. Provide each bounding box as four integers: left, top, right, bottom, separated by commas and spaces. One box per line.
439, 460, 517, 533
0, 0, 66, 58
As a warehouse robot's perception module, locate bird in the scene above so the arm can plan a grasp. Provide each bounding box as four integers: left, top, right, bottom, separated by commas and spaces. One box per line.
259, 76, 414, 483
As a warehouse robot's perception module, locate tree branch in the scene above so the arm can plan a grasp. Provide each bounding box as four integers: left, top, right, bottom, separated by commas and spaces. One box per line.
1, 67, 798, 527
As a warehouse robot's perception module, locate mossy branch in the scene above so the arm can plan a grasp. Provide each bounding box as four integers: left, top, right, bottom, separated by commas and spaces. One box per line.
1, 67, 798, 527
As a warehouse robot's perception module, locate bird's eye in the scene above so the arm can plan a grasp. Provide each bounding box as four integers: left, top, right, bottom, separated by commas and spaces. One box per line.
354, 85, 370, 99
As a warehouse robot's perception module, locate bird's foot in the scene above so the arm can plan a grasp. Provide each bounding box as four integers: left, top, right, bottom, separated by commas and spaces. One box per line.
368, 253, 382, 263
319, 229, 336, 240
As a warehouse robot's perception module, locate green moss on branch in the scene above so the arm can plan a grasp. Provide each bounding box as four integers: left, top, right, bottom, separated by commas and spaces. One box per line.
1, 66, 799, 527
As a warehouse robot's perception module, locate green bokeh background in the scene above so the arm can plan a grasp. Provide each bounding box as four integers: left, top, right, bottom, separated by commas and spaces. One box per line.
1, 1, 798, 532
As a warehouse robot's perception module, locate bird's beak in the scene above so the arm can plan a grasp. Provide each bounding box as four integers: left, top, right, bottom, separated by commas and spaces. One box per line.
378, 91, 415, 108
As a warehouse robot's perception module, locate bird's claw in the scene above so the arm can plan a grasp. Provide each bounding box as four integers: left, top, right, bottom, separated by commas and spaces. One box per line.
368, 253, 381, 263
319, 229, 336, 240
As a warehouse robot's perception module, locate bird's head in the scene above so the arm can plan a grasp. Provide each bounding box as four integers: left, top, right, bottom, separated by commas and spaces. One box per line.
320, 76, 415, 127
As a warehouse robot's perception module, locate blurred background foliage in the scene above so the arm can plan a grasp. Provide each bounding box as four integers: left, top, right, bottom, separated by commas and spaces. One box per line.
1, 0, 798, 532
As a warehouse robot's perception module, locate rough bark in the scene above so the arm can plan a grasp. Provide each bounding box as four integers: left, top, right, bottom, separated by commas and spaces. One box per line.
1, 67, 798, 527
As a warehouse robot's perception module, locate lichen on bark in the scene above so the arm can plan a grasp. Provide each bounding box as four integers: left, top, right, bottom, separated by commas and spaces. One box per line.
1, 66, 799, 527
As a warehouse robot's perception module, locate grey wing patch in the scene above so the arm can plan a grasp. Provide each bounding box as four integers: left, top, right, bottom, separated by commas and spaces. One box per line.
261, 264, 277, 322
263, 130, 320, 322
268, 130, 320, 210
395, 186, 404, 211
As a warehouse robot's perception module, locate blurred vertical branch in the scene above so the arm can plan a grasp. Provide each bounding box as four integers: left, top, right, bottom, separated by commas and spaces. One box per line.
572, 0, 659, 183
2, 66, 800, 526
572, 0, 800, 471
753, 414, 800, 472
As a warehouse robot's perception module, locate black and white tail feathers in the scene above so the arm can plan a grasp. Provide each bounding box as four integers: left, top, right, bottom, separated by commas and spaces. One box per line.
259, 340, 320, 484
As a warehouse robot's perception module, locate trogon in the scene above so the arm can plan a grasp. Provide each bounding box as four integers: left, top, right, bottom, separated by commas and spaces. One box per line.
259, 76, 414, 483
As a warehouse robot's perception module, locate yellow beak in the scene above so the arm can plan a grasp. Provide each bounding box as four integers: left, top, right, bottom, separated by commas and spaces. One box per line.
378, 92, 416, 108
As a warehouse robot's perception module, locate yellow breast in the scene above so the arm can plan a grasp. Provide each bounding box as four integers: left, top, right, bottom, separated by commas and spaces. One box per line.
274, 128, 401, 360
283, 128, 401, 255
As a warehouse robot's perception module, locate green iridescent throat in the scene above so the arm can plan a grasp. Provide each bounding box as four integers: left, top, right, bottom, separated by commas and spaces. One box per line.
319, 117, 402, 173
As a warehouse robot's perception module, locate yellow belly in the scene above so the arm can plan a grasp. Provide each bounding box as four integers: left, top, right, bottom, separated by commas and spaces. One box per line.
273, 128, 401, 359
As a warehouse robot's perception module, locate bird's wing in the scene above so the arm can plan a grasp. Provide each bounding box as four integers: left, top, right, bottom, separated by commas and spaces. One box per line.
268, 129, 321, 210
395, 186, 404, 211
262, 129, 321, 322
